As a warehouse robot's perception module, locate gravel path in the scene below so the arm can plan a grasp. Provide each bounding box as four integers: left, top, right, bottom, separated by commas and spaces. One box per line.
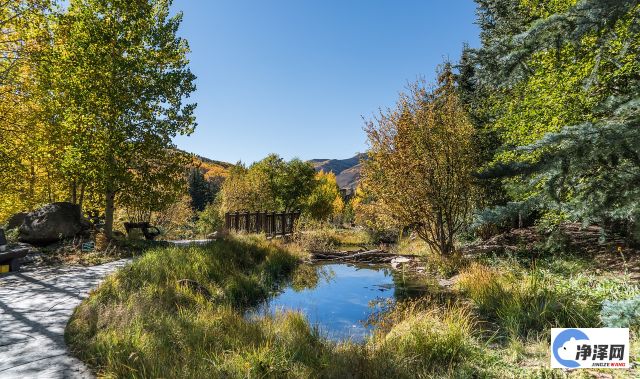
0, 259, 130, 378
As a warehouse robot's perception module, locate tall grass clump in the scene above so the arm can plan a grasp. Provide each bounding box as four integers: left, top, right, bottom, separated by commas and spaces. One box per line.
457, 263, 600, 339
65, 236, 316, 378
367, 300, 486, 378
293, 220, 373, 252
67, 234, 501, 378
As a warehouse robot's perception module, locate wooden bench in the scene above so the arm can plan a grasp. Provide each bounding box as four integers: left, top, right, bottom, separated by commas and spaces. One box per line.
0, 228, 28, 273
123, 222, 161, 241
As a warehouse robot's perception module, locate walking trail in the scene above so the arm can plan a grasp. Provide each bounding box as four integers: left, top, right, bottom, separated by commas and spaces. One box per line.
0, 259, 130, 378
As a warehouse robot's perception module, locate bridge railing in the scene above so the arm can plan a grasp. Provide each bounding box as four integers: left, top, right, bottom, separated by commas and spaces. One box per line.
224, 210, 301, 238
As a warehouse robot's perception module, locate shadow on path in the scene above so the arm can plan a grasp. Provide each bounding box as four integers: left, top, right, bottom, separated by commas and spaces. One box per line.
0, 259, 130, 379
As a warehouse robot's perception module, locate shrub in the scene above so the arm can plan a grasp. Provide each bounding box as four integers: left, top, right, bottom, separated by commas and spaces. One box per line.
601, 295, 640, 329
293, 219, 340, 252
3, 228, 19, 243
196, 200, 223, 236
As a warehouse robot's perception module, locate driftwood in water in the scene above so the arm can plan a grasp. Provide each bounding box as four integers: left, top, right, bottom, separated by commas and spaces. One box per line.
310, 249, 419, 264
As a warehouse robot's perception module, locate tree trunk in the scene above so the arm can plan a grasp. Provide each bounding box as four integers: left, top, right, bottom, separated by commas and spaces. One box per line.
104, 190, 115, 238
71, 180, 77, 204
78, 185, 85, 213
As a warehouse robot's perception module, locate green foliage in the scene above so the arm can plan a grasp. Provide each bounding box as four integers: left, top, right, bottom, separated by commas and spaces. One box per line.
305, 171, 343, 221
458, 260, 640, 340
467, 0, 640, 240
601, 296, 640, 329
51, 0, 197, 235
187, 167, 221, 212
293, 219, 341, 252
220, 154, 316, 213
253, 154, 317, 212
195, 199, 224, 236
458, 263, 595, 338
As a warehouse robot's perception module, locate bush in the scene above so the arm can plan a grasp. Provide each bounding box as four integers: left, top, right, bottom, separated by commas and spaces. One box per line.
3, 228, 19, 243
601, 295, 640, 329
294, 228, 340, 252
195, 200, 223, 236
293, 219, 340, 252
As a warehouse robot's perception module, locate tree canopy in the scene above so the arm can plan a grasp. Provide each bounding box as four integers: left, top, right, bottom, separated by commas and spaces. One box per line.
0, 0, 197, 237
463, 0, 640, 240
362, 65, 478, 255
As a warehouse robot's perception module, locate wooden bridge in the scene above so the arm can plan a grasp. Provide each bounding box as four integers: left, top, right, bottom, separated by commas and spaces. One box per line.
224, 211, 301, 238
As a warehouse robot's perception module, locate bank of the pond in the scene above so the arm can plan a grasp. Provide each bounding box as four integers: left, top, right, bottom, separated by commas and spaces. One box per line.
66, 236, 640, 378
65, 236, 494, 378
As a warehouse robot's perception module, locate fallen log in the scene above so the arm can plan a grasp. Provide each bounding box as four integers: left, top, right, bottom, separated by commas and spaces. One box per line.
309, 249, 419, 264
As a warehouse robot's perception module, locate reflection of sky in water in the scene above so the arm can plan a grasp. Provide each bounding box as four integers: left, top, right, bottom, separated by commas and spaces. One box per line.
251, 263, 401, 342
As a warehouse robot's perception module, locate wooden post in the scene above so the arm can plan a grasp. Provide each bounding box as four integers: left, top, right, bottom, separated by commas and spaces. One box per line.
234, 211, 239, 232
280, 212, 286, 237
271, 211, 276, 237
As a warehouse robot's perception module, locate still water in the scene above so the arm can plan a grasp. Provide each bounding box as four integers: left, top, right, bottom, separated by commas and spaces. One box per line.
250, 263, 429, 341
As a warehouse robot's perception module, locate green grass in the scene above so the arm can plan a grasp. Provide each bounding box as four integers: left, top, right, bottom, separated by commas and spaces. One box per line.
66, 235, 494, 378
66, 234, 640, 378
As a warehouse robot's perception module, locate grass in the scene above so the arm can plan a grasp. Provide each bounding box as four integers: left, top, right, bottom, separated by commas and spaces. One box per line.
66, 235, 495, 378
67, 233, 640, 378
292, 224, 374, 253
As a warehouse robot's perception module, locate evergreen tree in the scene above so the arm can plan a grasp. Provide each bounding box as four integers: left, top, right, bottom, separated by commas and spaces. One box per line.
470, 0, 640, 240
188, 168, 220, 212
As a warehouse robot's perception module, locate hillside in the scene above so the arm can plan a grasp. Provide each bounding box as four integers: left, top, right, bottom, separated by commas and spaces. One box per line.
191, 154, 233, 179
311, 154, 364, 189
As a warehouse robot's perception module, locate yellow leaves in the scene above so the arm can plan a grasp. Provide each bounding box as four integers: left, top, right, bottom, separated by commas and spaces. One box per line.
518, 0, 577, 19
305, 170, 343, 221
362, 68, 478, 254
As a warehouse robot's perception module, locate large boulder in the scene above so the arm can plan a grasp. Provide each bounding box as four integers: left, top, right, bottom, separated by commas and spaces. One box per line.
19, 202, 90, 246
5, 212, 27, 230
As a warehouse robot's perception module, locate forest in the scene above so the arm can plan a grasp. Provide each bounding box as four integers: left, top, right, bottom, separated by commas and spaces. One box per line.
1, 0, 640, 378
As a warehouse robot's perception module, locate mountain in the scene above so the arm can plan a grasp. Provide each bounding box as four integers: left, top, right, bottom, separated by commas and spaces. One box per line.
310, 154, 364, 189
186, 151, 364, 189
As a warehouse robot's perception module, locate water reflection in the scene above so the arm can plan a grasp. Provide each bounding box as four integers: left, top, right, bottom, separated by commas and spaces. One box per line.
250, 262, 430, 341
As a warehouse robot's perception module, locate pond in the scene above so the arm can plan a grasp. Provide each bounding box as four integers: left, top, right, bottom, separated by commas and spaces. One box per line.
249, 262, 431, 342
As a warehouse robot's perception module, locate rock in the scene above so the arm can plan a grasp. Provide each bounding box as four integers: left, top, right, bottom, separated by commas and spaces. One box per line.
5, 212, 27, 230
391, 256, 411, 269
19, 202, 89, 246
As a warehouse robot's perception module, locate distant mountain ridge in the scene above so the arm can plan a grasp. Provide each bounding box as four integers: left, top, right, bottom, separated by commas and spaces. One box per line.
186, 151, 363, 189
310, 154, 364, 189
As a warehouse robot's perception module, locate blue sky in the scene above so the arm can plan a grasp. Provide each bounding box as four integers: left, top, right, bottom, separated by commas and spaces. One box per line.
171, 1, 480, 164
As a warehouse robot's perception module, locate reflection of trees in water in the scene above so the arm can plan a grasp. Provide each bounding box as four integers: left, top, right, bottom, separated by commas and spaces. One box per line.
390, 267, 437, 301
290, 264, 336, 292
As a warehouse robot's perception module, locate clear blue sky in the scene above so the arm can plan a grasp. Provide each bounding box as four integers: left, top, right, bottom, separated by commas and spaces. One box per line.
171, 0, 480, 164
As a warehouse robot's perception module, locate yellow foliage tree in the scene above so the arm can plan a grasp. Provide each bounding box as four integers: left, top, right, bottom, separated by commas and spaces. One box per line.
362, 65, 478, 255
306, 171, 342, 221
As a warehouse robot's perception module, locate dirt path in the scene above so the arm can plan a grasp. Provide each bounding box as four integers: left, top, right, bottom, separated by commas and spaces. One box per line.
0, 259, 130, 378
